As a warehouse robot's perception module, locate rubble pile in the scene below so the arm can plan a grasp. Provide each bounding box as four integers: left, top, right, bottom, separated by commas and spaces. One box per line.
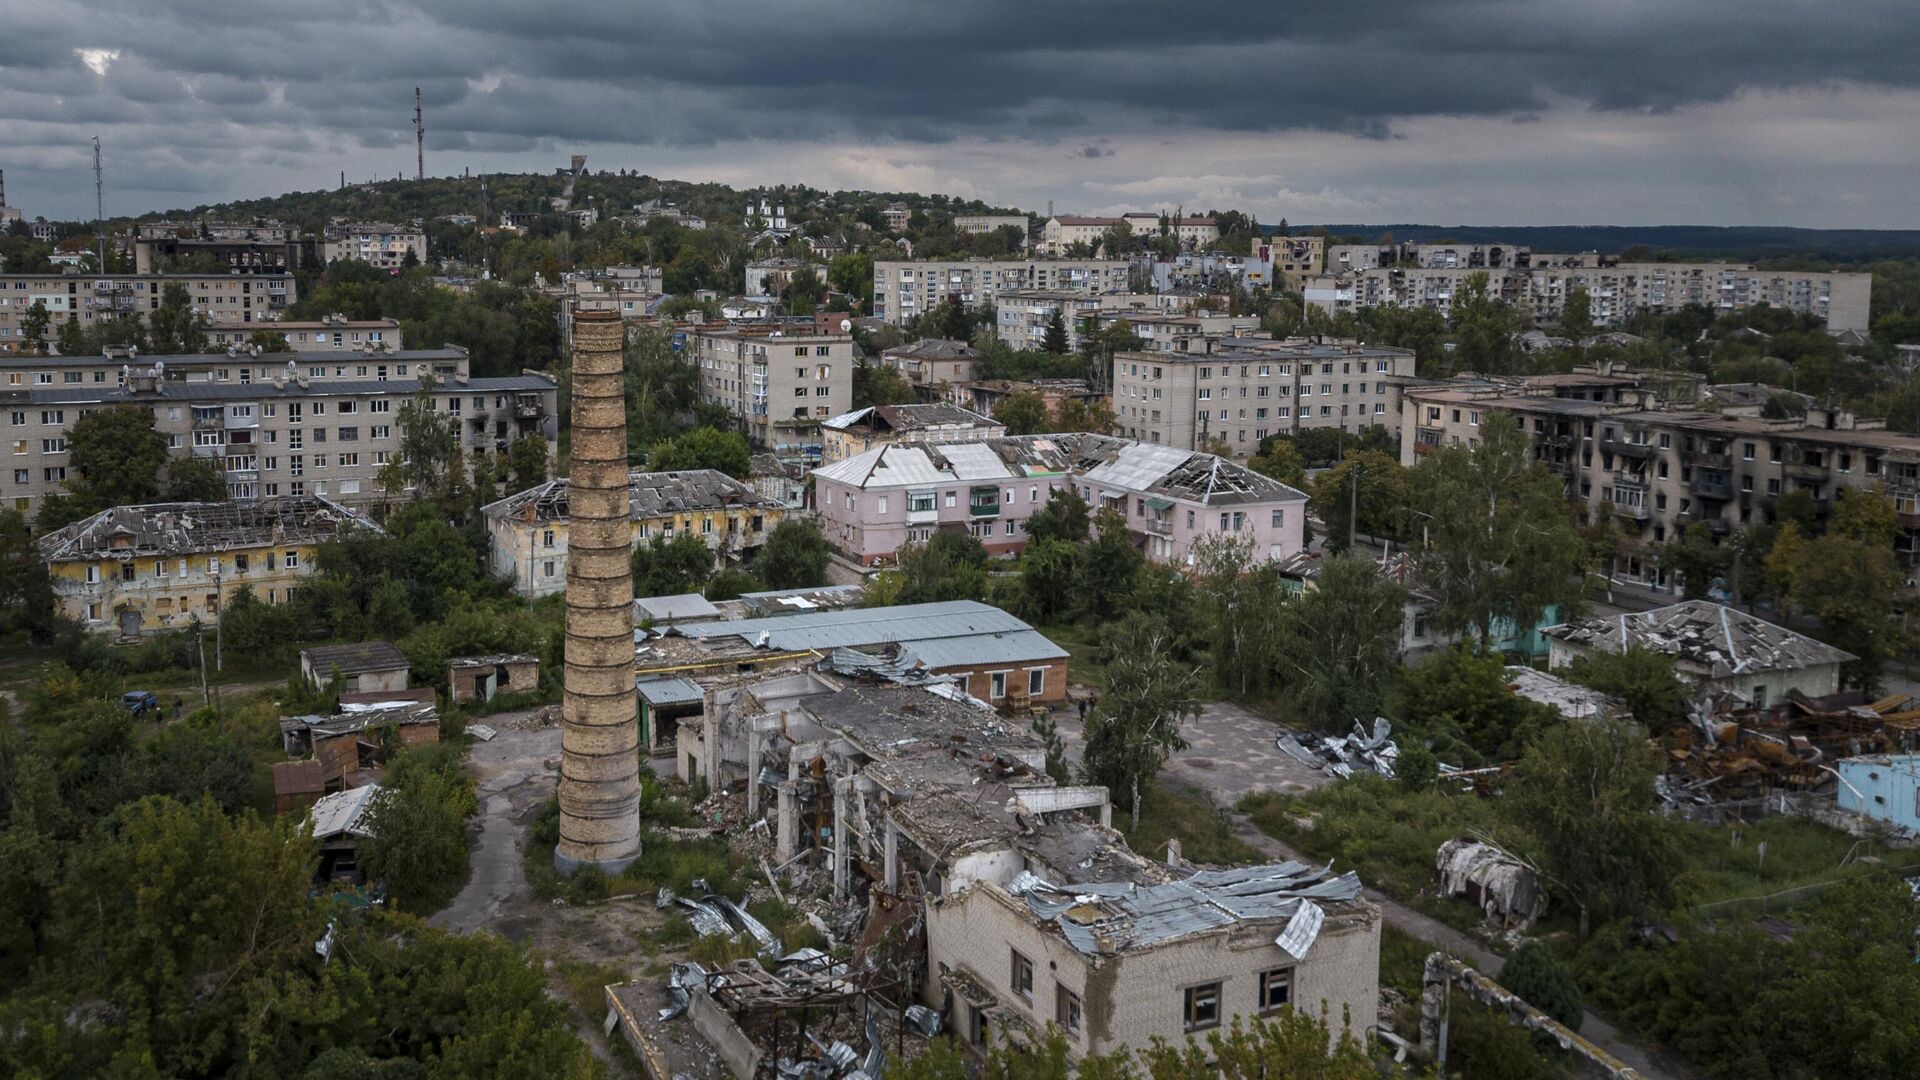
1276, 717, 1400, 779
1661, 689, 1917, 804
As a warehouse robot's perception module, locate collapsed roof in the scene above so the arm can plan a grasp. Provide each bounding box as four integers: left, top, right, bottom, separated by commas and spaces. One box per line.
820, 403, 1001, 435
38, 496, 380, 561
1543, 600, 1855, 679
482, 469, 783, 525
1008, 861, 1363, 955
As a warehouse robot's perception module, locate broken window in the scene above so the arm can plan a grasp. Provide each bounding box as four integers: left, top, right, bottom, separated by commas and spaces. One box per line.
1259, 968, 1293, 1013
1010, 950, 1033, 1001
1056, 985, 1083, 1034
1184, 982, 1221, 1032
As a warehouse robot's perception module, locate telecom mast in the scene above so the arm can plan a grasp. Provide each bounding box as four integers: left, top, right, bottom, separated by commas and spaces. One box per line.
414, 88, 425, 181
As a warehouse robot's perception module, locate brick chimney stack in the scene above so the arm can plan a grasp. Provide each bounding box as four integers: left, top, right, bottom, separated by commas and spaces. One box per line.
555, 309, 642, 874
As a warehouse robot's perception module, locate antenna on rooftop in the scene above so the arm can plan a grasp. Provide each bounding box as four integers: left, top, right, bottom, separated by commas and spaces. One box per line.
92, 136, 105, 272
413, 87, 425, 181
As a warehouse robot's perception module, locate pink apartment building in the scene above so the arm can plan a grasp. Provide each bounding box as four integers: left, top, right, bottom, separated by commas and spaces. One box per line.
812, 433, 1307, 567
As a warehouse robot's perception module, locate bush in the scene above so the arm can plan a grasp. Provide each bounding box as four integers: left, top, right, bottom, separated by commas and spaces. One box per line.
1498, 943, 1584, 1029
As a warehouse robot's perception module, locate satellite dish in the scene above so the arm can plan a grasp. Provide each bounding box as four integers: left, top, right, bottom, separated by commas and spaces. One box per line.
839, 318, 852, 332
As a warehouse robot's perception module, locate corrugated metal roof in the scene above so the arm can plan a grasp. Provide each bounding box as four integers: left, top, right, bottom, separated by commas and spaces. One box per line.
636, 676, 704, 706
308, 784, 379, 841
903, 629, 1069, 670
1014, 861, 1362, 955
636, 593, 723, 622
941, 442, 1016, 481
1079, 442, 1194, 491
675, 600, 1036, 652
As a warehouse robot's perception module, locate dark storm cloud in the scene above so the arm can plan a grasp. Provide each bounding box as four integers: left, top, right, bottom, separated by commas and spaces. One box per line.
2, 0, 1917, 217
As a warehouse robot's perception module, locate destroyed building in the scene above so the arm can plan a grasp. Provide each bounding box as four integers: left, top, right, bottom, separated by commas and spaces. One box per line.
38, 496, 379, 637
812, 433, 1307, 567
1544, 600, 1854, 706
279, 701, 439, 790
1435, 838, 1548, 930
481, 468, 787, 598
446, 654, 540, 704
819, 403, 1005, 465
925, 861, 1379, 1060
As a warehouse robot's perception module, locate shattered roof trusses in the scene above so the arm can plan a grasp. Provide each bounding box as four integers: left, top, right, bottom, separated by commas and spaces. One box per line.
1544, 600, 1855, 678
483, 469, 782, 524
39, 496, 380, 561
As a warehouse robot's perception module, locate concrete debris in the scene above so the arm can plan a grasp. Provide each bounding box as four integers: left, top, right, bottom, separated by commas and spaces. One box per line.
467, 724, 497, 742
1435, 838, 1549, 930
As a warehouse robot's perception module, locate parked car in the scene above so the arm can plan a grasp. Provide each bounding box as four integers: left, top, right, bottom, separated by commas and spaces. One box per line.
120, 690, 159, 713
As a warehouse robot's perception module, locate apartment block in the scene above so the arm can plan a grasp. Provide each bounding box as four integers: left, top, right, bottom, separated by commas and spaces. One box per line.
1111, 339, 1418, 455
951, 214, 1030, 244
1327, 242, 1529, 272
1, 346, 465, 397
322, 223, 427, 269
995, 290, 1165, 351
1254, 234, 1326, 288
1095, 311, 1263, 353
133, 221, 308, 274
876, 338, 980, 400
0, 272, 297, 353
1401, 372, 1920, 582
820, 403, 1004, 465
37, 496, 378, 636
1306, 260, 1872, 333
687, 325, 855, 458
812, 433, 1307, 567
2, 355, 555, 520
1040, 214, 1220, 255
204, 316, 404, 352
871, 258, 1131, 325
481, 469, 786, 598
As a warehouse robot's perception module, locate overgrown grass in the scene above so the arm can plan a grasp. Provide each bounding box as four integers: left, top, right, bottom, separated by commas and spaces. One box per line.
1123, 783, 1265, 866
1677, 816, 1908, 909
1240, 775, 1496, 904
1036, 622, 1107, 688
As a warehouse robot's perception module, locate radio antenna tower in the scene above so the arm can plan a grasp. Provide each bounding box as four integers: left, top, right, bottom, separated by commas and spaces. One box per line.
92, 137, 106, 272
413, 87, 425, 181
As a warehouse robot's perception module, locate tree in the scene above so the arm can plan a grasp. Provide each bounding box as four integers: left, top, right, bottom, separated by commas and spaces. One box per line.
163, 456, 228, 503
1562, 285, 1595, 339
994, 390, 1052, 435
1018, 538, 1084, 622
754, 519, 831, 589
1310, 450, 1408, 550
631, 532, 715, 598
1272, 555, 1406, 731
1411, 414, 1587, 648
63, 403, 169, 513
507, 434, 549, 492
1766, 522, 1907, 687
1397, 645, 1557, 764
359, 746, 476, 913
895, 532, 989, 604
1450, 271, 1522, 375
623, 325, 700, 450
1024, 488, 1090, 545
1041, 308, 1071, 353
1082, 615, 1202, 827
648, 427, 751, 479
1503, 718, 1682, 936
381, 385, 460, 499
1247, 439, 1306, 488
1052, 396, 1117, 435
1499, 943, 1585, 1030
1661, 521, 1725, 599
703, 566, 760, 600
0, 511, 56, 641
1562, 646, 1689, 733
55, 315, 86, 356
1193, 535, 1284, 696
1081, 507, 1144, 622
18, 300, 48, 355
147, 282, 208, 355
852, 358, 915, 408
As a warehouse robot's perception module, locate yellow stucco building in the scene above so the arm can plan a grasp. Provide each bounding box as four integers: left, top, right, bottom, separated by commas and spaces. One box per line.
481, 469, 788, 598
38, 497, 380, 636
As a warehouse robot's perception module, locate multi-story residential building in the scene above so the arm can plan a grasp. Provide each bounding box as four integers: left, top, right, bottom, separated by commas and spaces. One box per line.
687, 325, 854, 457
1040, 214, 1220, 255
951, 214, 1030, 243
0, 271, 297, 353
812, 433, 1307, 566
205, 316, 404, 352
1400, 371, 1920, 580
1327, 242, 1529, 272
948, 378, 1105, 420
1255, 234, 1326, 288
1, 345, 465, 396
322, 223, 427, 269
28, 222, 56, 243
1306, 259, 1872, 333
872, 258, 1131, 325
996, 291, 1166, 351
480, 469, 786, 598
37, 495, 378, 636
1111, 339, 1418, 454
820, 403, 1004, 465
743, 257, 814, 298
2, 356, 554, 519
1096, 311, 1263, 353
881, 202, 912, 232
877, 339, 979, 400
133, 221, 308, 275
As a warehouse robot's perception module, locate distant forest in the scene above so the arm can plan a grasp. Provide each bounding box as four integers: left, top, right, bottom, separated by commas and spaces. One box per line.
1292, 224, 1920, 265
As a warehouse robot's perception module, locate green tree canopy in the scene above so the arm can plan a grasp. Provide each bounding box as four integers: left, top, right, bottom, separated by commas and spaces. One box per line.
648, 426, 752, 478
753, 518, 832, 589
1562, 646, 1689, 733
1272, 554, 1406, 732
60, 403, 169, 517
631, 531, 716, 598
993, 389, 1052, 435
1082, 615, 1202, 826
1397, 645, 1558, 765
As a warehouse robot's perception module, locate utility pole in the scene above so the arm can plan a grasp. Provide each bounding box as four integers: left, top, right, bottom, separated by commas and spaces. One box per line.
414, 87, 425, 181
1349, 461, 1361, 550
92, 137, 105, 272
213, 564, 224, 672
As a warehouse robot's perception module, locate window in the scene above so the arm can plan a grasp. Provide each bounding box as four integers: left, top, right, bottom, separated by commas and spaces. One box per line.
1183, 982, 1221, 1032
1055, 986, 1082, 1035
1271, 508, 1286, 529
1259, 968, 1293, 1013
1028, 668, 1044, 696
1010, 950, 1033, 1001
990, 672, 1007, 699
877, 495, 888, 514
284, 551, 300, 569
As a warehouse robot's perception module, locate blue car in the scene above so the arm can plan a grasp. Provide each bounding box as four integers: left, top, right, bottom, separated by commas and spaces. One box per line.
121, 691, 159, 713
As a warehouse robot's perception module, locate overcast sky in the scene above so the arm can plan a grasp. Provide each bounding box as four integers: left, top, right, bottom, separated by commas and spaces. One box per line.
4, 1, 1918, 228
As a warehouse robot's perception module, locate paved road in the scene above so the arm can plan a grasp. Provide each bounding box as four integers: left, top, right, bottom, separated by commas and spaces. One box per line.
431, 722, 560, 933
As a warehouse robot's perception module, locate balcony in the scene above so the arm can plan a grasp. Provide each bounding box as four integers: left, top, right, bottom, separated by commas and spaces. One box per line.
513, 402, 546, 420
1146, 513, 1173, 535
1689, 449, 1732, 469
1609, 439, 1655, 460
1783, 460, 1829, 482
1689, 472, 1734, 501
1413, 427, 1445, 456
1609, 497, 1651, 521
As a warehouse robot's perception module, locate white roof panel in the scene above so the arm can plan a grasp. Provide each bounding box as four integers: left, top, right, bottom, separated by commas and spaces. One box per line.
941, 442, 1015, 481
1080, 443, 1192, 491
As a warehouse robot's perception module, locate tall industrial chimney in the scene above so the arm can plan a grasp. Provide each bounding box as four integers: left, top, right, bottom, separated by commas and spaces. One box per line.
555, 309, 642, 874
